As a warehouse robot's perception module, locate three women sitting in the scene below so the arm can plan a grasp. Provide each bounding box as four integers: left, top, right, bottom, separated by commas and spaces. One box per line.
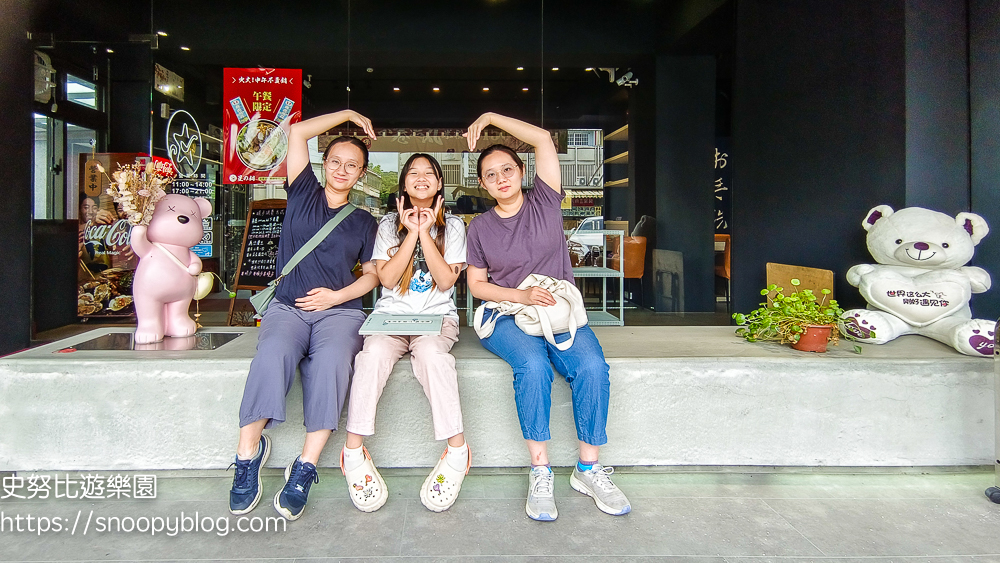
229, 110, 628, 521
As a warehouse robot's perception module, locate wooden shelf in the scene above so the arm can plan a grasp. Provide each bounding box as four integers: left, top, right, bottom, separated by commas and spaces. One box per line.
604, 151, 628, 165
605, 178, 629, 188
604, 124, 628, 142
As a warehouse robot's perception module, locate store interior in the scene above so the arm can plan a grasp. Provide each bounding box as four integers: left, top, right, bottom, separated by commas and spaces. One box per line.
13, 0, 999, 348
28, 0, 737, 337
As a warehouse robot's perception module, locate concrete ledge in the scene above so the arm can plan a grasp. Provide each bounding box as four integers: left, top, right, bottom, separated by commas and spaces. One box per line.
0, 327, 992, 471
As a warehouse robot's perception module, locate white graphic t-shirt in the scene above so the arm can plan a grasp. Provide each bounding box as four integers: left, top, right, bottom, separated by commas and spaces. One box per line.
371, 212, 467, 319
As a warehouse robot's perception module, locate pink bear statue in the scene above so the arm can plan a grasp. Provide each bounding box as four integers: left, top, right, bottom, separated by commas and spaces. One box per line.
129, 194, 212, 344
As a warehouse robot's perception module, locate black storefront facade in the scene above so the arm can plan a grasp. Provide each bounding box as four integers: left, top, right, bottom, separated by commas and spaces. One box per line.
0, 0, 997, 356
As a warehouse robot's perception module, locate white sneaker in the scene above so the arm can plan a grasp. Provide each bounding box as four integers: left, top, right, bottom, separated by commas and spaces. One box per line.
570, 463, 631, 515
340, 446, 388, 512
525, 466, 557, 521
419, 444, 470, 512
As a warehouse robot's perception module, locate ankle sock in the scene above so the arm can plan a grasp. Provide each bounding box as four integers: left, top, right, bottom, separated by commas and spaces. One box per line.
445, 442, 469, 472
577, 459, 598, 472
237, 442, 260, 461
342, 445, 366, 471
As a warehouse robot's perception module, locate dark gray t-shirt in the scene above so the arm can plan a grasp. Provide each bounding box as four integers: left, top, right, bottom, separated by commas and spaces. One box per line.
274, 165, 377, 309
466, 175, 574, 288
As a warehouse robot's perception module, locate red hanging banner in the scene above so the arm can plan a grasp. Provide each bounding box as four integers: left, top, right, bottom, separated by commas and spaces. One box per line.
223, 68, 302, 184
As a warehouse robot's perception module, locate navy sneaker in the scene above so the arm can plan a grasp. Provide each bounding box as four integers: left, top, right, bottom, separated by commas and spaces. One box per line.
273, 456, 319, 521
229, 435, 271, 515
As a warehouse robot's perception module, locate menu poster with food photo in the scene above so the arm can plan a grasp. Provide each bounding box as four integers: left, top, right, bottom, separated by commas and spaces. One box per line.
223, 67, 301, 184
77, 153, 148, 318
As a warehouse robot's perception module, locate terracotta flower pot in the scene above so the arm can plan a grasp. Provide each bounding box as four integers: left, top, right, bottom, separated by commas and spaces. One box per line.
791, 324, 833, 352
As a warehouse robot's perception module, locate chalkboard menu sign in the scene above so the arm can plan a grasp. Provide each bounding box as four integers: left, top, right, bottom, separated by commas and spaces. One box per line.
229, 199, 286, 324
234, 199, 286, 290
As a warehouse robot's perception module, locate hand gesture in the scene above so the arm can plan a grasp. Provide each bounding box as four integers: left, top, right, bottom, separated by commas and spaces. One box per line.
519, 286, 557, 307
462, 113, 494, 151
400, 207, 421, 232
417, 196, 443, 235
344, 110, 377, 140
93, 209, 116, 226
296, 287, 343, 312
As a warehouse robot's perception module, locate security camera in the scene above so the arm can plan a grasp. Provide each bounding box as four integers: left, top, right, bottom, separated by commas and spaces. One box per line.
303, 74, 312, 89
615, 71, 636, 87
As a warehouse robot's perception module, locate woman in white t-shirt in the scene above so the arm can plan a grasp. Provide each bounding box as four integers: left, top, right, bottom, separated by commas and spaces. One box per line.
341, 153, 469, 513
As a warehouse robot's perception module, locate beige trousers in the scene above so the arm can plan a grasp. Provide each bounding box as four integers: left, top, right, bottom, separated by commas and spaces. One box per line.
346, 318, 463, 441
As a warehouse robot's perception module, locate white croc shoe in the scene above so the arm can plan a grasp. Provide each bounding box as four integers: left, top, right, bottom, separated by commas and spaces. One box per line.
419, 444, 470, 512
341, 446, 388, 513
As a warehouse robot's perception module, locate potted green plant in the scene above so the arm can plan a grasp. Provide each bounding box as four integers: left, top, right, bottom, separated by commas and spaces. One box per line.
732, 279, 847, 352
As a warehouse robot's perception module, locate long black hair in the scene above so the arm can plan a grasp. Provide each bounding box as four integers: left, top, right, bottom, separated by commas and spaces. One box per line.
391, 153, 447, 294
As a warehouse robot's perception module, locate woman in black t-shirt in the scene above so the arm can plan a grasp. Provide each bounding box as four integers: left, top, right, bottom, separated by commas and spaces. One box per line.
228, 110, 379, 522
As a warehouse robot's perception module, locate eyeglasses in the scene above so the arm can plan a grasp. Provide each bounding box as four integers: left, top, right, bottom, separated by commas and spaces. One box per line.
325, 158, 360, 174
482, 164, 519, 184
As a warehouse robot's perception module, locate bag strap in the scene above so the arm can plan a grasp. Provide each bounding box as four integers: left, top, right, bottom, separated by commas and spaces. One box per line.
277, 203, 356, 281
152, 243, 194, 275
537, 306, 578, 351
473, 300, 524, 339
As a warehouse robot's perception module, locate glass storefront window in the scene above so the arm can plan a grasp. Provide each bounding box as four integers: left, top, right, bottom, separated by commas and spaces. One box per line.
65, 74, 98, 110
32, 114, 65, 220
33, 114, 50, 219
66, 124, 96, 219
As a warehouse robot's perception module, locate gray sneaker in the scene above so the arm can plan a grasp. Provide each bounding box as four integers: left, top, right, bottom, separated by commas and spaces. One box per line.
570, 464, 631, 515
525, 466, 557, 521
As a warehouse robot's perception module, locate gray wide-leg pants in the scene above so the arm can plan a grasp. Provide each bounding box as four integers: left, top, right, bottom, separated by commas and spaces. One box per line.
238, 301, 365, 433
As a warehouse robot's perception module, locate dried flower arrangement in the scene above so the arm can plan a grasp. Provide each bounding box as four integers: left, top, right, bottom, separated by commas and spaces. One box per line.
96, 161, 173, 226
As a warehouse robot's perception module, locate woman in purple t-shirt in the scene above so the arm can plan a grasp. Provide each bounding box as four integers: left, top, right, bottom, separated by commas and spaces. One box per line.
464, 112, 631, 521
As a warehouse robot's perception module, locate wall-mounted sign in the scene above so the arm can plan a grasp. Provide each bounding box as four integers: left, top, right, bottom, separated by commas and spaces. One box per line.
154, 63, 184, 102
166, 110, 202, 178
714, 140, 731, 234
223, 67, 302, 184
318, 127, 568, 154
77, 153, 146, 318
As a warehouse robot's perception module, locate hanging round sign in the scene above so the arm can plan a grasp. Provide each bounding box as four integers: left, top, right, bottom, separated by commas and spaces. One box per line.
165, 110, 202, 178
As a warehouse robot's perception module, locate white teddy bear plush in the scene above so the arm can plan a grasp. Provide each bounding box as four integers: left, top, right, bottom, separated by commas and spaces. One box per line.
840, 205, 994, 356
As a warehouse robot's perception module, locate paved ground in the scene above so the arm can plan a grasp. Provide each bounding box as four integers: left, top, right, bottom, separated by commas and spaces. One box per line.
2, 467, 999, 562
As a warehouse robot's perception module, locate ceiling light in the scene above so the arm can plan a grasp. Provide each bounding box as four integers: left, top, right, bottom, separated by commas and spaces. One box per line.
522, 87, 529, 91
516, 67, 524, 71
393, 87, 400, 91
482, 87, 489, 91
106, 48, 114, 53
432, 87, 440, 92
157, 31, 168, 37
551, 67, 559, 71
585, 67, 593, 71
180, 46, 190, 51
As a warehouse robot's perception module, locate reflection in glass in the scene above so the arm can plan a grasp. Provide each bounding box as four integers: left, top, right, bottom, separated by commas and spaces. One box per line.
57, 331, 245, 352
33, 114, 50, 219
66, 124, 96, 219
65, 74, 98, 109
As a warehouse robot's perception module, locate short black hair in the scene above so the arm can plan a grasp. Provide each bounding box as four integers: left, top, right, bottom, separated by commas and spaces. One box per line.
476, 144, 524, 178
322, 136, 369, 170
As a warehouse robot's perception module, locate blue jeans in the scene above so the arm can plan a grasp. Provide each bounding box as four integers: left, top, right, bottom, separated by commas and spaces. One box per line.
480, 314, 610, 446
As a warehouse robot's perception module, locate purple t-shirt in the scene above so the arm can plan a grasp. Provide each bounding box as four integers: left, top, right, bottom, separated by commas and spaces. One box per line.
466, 176, 574, 288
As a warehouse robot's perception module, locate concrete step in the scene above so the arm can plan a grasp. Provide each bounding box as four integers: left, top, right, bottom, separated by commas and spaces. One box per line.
0, 326, 991, 471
